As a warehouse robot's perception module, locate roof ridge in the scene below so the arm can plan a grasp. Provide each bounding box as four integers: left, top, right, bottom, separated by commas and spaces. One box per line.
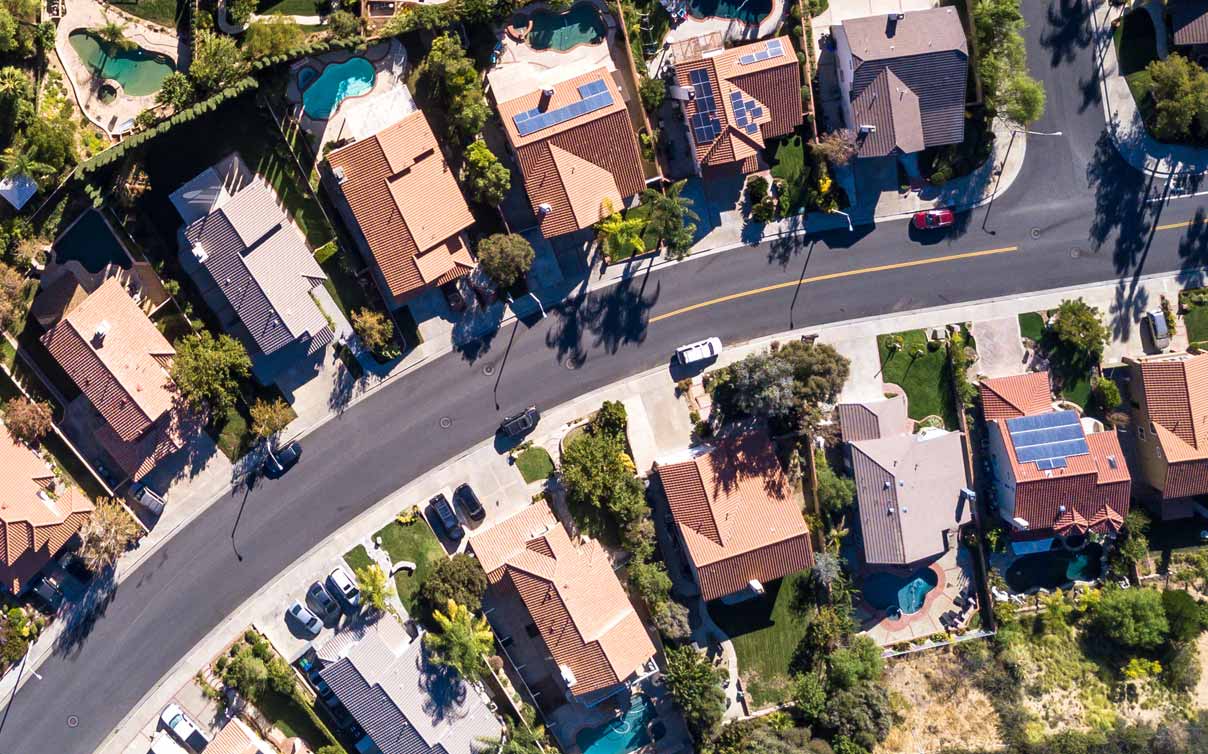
63, 321, 153, 427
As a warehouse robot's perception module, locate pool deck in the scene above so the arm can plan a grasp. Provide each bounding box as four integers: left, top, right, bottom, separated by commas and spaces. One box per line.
283, 39, 407, 150
649, 0, 785, 78
55, 0, 181, 137
860, 545, 977, 646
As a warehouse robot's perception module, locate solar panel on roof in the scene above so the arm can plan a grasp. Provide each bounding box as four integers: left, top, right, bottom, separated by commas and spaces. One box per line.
738, 39, 787, 66
1006, 410, 1090, 468
512, 79, 615, 137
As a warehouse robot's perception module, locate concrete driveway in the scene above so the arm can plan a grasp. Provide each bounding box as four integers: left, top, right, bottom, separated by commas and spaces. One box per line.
970, 316, 1027, 378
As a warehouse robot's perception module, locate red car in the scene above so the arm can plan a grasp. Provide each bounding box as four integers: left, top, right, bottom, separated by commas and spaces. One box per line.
912, 208, 955, 230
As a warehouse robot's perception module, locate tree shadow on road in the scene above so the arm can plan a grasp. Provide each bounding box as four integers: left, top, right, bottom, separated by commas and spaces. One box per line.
1086, 131, 1166, 276
544, 274, 661, 367
1176, 208, 1208, 289
52, 568, 118, 659
1039, 0, 1095, 67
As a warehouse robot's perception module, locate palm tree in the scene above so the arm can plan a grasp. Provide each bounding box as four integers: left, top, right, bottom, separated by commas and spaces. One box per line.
77, 499, 142, 572
95, 17, 135, 53
0, 67, 29, 100
639, 179, 699, 260
422, 599, 492, 681
1, 141, 55, 187
354, 563, 396, 616
595, 199, 646, 262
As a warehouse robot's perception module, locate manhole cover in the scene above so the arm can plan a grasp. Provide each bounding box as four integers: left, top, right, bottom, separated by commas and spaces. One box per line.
482, 363, 496, 376
1030, 227, 1041, 239
564, 357, 580, 370
439, 417, 452, 429
67, 716, 79, 728
1071, 247, 1084, 258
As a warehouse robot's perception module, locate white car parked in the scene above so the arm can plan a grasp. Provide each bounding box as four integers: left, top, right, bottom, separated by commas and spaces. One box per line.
160, 703, 209, 752
675, 337, 723, 365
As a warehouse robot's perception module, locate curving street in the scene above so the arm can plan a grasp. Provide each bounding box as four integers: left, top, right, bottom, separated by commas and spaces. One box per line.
8, 2, 1208, 752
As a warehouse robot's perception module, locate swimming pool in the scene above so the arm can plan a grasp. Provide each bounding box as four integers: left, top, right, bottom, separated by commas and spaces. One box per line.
575, 694, 655, 754
68, 30, 175, 97
54, 210, 131, 274
524, 3, 607, 51
300, 57, 375, 120
1005, 543, 1103, 593
687, 0, 773, 25
862, 567, 939, 616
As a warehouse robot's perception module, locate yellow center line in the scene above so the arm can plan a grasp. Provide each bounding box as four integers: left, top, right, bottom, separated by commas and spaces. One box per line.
649, 245, 1020, 324
1156, 220, 1198, 231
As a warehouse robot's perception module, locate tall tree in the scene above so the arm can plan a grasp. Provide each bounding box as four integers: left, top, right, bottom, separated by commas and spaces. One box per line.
0, 261, 25, 331
1047, 298, 1108, 371
1, 138, 54, 185
416, 554, 487, 620
2, 396, 53, 443
170, 331, 251, 415
189, 31, 249, 95
1146, 53, 1208, 142
78, 499, 141, 572
155, 72, 194, 111
664, 645, 726, 743
351, 308, 393, 353
242, 17, 305, 60
476, 233, 534, 289
640, 180, 699, 260
461, 141, 510, 206
423, 599, 493, 680
596, 198, 646, 261
94, 17, 135, 52
355, 563, 395, 615
249, 397, 293, 439
420, 35, 488, 145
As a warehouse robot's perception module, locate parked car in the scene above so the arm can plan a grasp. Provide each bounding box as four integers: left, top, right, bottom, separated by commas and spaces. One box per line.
499, 406, 539, 438
262, 440, 302, 478
429, 493, 464, 540
130, 482, 166, 516
453, 483, 486, 522
441, 281, 467, 312
29, 575, 63, 612
675, 337, 723, 366
286, 601, 323, 637
326, 566, 361, 612
912, 208, 955, 230
306, 581, 341, 623
160, 703, 209, 752
1144, 310, 1171, 350
149, 732, 191, 754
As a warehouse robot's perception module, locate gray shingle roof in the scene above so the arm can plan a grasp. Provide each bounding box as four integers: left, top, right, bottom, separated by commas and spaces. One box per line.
1170, 0, 1208, 46
177, 155, 333, 357
317, 617, 501, 754
840, 8, 968, 158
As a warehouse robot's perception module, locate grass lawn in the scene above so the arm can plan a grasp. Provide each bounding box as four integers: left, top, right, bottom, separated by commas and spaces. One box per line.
515, 446, 554, 484
707, 570, 810, 707
1185, 302, 1208, 348
115, 0, 186, 26
319, 252, 372, 320
255, 688, 338, 749
210, 388, 296, 462
256, 0, 324, 14
344, 544, 373, 572
371, 517, 444, 614
770, 134, 807, 212
877, 330, 958, 429
1018, 311, 1046, 342
1061, 376, 1092, 409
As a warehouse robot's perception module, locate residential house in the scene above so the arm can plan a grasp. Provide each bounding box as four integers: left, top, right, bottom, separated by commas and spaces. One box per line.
671, 35, 803, 176
839, 394, 971, 566
980, 372, 1130, 552
493, 67, 646, 238
656, 430, 813, 601
1168, 0, 1208, 52
831, 8, 968, 160
1123, 351, 1208, 519
314, 613, 503, 754
0, 426, 93, 594
470, 502, 657, 707
204, 717, 277, 754
326, 110, 477, 308
41, 277, 183, 483
171, 154, 333, 383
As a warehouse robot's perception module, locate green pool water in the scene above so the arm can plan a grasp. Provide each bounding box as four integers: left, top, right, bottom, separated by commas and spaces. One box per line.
68, 30, 174, 97
1005, 543, 1103, 592
525, 3, 607, 51
575, 694, 655, 754
301, 57, 375, 120
687, 0, 773, 24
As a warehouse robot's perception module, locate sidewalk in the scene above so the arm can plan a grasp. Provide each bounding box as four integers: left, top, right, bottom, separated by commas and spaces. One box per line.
91, 266, 1197, 753
1092, 1, 1208, 176
690, 115, 1028, 252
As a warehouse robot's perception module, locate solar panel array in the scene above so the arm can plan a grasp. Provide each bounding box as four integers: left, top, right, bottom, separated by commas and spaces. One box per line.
689, 68, 722, 143
512, 79, 614, 138
738, 38, 786, 66
1005, 410, 1089, 470
729, 90, 763, 135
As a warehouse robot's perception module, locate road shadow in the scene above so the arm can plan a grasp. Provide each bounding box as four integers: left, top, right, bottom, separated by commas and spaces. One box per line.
1086, 131, 1166, 276
1039, 0, 1094, 67
1107, 278, 1151, 346
1177, 208, 1208, 288
52, 568, 118, 659
544, 274, 661, 366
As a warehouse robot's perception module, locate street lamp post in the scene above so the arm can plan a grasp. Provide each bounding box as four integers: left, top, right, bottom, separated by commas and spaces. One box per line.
833, 209, 853, 232
981, 127, 1063, 232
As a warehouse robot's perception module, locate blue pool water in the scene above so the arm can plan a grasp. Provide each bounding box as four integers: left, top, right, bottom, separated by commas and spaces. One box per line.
575, 694, 656, 754
862, 568, 939, 615
1005, 542, 1103, 592
296, 66, 318, 91
301, 57, 375, 120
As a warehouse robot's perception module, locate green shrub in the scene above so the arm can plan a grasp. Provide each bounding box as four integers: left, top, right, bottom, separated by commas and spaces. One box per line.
314, 241, 338, 265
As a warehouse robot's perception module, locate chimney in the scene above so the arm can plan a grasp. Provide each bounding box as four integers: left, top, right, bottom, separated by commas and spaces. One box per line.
333, 166, 346, 184
537, 202, 552, 217
539, 88, 555, 112
191, 243, 207, 264
92, 320, 110, 347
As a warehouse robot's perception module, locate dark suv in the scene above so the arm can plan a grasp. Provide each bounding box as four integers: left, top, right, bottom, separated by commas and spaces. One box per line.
429, 493, 464, 540
499, 406, 540, 438
453, 483, 486, 522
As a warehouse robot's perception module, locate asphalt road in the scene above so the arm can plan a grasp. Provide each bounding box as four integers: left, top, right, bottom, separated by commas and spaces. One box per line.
7, 2, 1208, 753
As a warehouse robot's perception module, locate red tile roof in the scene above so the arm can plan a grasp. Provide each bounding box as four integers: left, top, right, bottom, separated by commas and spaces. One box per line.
496, 69, 645, 237
674, 37, 802, 170
327, 111, 475, 302
470, 503, 655, 699
979, 371, 1053, 421
657, 430, 813, 600
41, 277, 176, 443
1130, 353, 1208, 499
0, 427, 93, 593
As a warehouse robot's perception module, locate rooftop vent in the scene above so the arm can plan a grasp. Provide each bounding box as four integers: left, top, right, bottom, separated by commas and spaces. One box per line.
537, 202, 552, 217
1058, 504, 1066, 513
92, 320, 110, 347
859, 124, 877, 134
191, 243, 207, 264
539, 87, 555, 112
1107, 454, 1118, 469
332, 166, 346, 184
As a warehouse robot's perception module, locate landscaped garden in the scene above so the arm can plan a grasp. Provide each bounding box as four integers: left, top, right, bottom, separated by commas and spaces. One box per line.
343, 510, 444, 615
1180, 287, 1208, 348
1018, 311, 1045, 343
877, 329, 959, 429
514, 444, 554, 484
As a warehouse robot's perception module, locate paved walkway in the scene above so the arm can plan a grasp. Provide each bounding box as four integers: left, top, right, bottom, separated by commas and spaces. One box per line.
1093, 2, 1208, 176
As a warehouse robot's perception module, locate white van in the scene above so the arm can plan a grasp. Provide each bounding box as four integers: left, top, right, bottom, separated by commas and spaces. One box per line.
675, 337, 723, 365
